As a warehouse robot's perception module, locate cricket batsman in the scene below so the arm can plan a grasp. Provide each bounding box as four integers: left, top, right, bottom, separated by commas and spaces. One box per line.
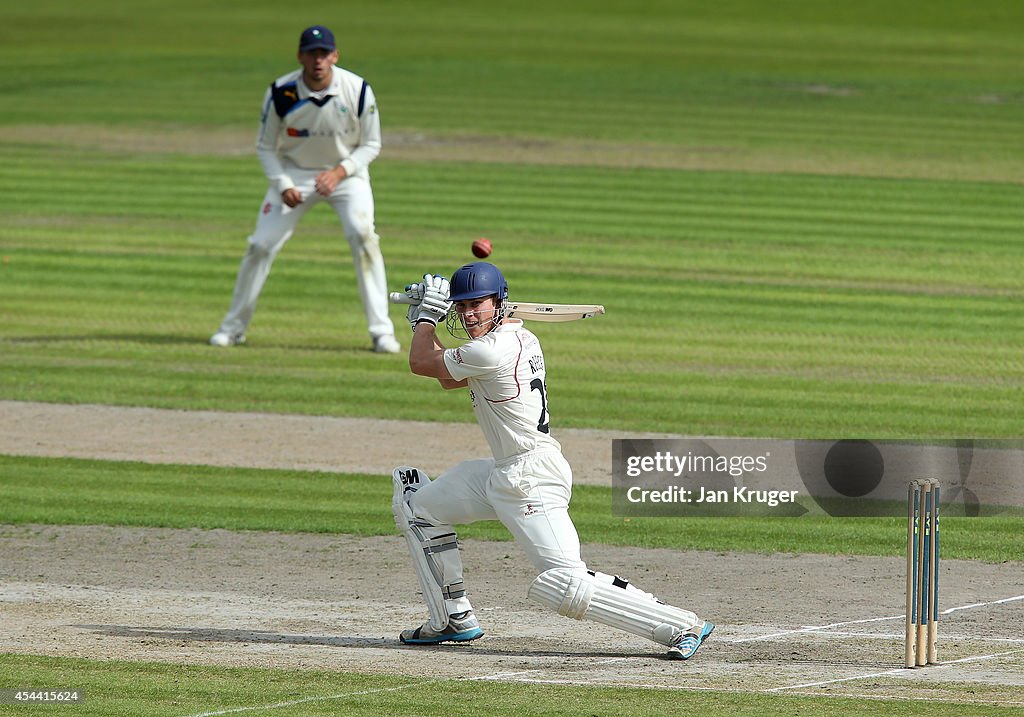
390, 261, 714, 660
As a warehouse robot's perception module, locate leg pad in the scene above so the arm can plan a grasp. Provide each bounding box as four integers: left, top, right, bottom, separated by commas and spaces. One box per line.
392, 466, 471, 631
528, 567, 700, 646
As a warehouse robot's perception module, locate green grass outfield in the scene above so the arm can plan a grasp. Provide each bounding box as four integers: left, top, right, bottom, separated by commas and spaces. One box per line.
5, 654, 1021, 717
2, 153, 1022, 436
2, 0, 1023, 715
2, 1, 1023, 437
1, 455, 1021, 562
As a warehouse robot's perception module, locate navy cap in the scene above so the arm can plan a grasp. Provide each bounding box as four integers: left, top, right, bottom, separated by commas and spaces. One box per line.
299, 25, 336, 52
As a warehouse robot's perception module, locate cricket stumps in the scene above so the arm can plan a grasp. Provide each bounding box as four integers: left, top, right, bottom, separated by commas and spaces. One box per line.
905, 478, 940, 668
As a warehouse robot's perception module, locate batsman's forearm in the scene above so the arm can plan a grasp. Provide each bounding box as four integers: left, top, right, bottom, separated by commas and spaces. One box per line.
409, 322, 452, 379
431, 330, 464, 388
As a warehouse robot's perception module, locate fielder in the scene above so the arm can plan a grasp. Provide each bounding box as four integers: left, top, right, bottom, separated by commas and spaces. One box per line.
392, 262, 714, 660
210, 25, 399, 354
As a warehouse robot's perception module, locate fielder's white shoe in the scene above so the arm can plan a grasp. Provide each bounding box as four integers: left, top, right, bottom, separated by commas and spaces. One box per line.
373, 334, 401, 354
209, 330, 245, 347
666, 620, 714, 661
400, 611, 484, 645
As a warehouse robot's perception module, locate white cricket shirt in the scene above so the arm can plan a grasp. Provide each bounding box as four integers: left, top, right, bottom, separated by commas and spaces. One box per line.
256, 65, 382, 194
443, 320, 562, 462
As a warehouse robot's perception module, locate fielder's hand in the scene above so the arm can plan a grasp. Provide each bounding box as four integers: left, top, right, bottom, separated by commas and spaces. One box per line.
314, 166, 347, 197
416, 274, 452, 326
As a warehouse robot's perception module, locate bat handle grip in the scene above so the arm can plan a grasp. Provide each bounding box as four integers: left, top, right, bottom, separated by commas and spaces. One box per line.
389, 292, 416, 305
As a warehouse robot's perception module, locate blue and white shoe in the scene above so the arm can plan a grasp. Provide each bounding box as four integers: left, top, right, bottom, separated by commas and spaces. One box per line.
400, 611, 484, 645
666, 620, 715, 660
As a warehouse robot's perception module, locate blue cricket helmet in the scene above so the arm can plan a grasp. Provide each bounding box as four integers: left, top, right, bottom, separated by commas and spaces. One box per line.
449, 261, 509, 302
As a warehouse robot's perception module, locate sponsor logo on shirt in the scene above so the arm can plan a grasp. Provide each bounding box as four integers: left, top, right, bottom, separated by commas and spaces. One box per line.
286, 127, 349, 138
523, 503, 540, 518
453, 349, 465, 365
262, 202, 272, 215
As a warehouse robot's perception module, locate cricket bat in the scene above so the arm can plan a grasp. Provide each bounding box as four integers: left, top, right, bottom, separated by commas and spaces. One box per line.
389, 293, 605, 322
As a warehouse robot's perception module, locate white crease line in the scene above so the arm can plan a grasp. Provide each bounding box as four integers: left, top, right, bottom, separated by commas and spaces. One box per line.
771, 647, 1024, 692
945, 647, 1024, 665
182, 660, 629, 717
729, 631, 1024, 644
731, 594, 1024, 644
466, 656, 630, 677
465, 670, 542, 680
184, 682, 433, 717
942, 594, 1024, 615
730, 614, 903, 643
769, 667, 906, 691
179, 597, 1024, 715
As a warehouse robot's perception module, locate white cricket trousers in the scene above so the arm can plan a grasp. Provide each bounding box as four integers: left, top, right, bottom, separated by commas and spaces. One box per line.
407, 451, 702, 642
410, 451, 588, 582
217, 172, 394, 340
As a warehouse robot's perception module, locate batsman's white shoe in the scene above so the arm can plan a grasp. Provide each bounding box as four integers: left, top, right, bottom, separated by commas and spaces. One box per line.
373, 334, 401, 354
209, 330, 245, 347
666, 620, 714, 661
399, 611, 484, 645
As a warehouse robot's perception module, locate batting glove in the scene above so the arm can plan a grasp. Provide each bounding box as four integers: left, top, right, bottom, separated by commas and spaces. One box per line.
416, 274, 452, 326
406, 304, 422, 332
403, 282, 426, 331
403, 282, 425, 305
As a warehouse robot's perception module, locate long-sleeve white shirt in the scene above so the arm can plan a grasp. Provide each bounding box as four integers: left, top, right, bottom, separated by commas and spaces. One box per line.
443, 320, 562, 462
256, 65, 382, 194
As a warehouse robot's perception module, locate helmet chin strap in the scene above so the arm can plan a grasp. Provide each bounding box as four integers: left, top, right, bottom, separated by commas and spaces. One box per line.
446, 297, 506, 339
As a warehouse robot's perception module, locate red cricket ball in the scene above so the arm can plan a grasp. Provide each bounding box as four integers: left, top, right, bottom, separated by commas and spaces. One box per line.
472, 238, 492, 258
